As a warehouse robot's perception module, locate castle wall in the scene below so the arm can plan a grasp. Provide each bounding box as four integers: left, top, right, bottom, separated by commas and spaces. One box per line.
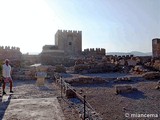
41, 30, 82, 66
83, 48, 106, 56
152, 38, 160, 58
22, 54, 40, 66
0, 46, 22, 61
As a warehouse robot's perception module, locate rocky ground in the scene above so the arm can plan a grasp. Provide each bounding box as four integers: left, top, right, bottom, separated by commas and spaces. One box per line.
1, 73, 160, 120
0, 79, 80, 120
62, 73, 160, 120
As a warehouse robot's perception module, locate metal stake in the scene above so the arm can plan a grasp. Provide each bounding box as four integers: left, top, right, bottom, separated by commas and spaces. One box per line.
84, 95, 86, 120
61, 76, 62, 98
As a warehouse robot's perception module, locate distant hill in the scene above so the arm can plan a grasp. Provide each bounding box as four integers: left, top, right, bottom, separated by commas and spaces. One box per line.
107, 51, 152, 56
25, 51, 152, 56
130, 51, 152, 56
23, 52, 40, 55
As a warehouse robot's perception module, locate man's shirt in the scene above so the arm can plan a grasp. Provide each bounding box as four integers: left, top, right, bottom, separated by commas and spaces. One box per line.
2, 64, 11, 78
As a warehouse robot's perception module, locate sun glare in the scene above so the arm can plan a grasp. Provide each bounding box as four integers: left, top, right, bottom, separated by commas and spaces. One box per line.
0, 0, 57, 53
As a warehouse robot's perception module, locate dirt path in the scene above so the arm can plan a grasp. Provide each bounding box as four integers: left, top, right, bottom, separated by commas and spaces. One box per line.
0, 79, 65, 120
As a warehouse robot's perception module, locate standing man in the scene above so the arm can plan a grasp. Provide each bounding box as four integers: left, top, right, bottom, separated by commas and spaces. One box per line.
2, 59, 13, 95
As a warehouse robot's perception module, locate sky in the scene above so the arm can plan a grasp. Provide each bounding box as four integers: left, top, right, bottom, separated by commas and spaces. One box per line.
0, 0, 159, 54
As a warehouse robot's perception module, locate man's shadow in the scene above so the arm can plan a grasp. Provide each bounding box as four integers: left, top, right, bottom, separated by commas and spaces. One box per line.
0, 95, 12, 119
120, 90, 146, 100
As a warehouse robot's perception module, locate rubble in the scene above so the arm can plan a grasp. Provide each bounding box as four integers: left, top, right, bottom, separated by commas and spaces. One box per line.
155, 80, 160, 90
142, 72, 160, 80
74, 59, 117, 74
55, 65, 66, 73
130, 65, 148, 74
114, 77, 132, 83
12, 67, 36, 80
153, 60, 160, 71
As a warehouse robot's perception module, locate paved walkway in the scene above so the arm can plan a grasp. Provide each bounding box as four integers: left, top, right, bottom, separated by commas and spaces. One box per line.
0, 80, 65, 120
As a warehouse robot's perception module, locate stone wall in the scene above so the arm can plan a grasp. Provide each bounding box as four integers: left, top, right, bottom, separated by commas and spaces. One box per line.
40, 51, 75, 66
42, 45, 58, 51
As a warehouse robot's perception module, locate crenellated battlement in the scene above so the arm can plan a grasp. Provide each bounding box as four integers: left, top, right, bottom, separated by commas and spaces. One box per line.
84, 48, 105, 52
57, 29, 82, 35
83, 48, 106, 56
0, 46, 20, 51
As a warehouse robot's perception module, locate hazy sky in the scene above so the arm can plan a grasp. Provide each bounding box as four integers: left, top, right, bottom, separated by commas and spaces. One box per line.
0, 0, 159, 54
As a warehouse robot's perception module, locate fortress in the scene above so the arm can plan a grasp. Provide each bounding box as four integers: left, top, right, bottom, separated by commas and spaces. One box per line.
40, 30, 82, 65
40, 30, 106, 65
42, 30, 82, 56
0, 46, 22, 61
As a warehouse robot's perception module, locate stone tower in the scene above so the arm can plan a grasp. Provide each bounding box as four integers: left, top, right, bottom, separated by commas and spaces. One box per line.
152, 38, 160, 58
55, 30, 82, 56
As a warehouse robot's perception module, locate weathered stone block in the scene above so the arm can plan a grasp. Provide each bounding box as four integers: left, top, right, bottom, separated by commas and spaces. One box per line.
115, 85, 136, 94
156, 80, 160, 90
65, 89, 77, 98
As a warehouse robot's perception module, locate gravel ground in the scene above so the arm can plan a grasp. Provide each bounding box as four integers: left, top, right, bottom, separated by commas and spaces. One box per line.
74, 78, 160, 120
62, 73, 160, 120
0, 79, 80, 120
57, 97, 81, 120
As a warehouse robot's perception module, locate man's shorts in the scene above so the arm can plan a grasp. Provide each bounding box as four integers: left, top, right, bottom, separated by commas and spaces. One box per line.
3, 77, 12, 83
